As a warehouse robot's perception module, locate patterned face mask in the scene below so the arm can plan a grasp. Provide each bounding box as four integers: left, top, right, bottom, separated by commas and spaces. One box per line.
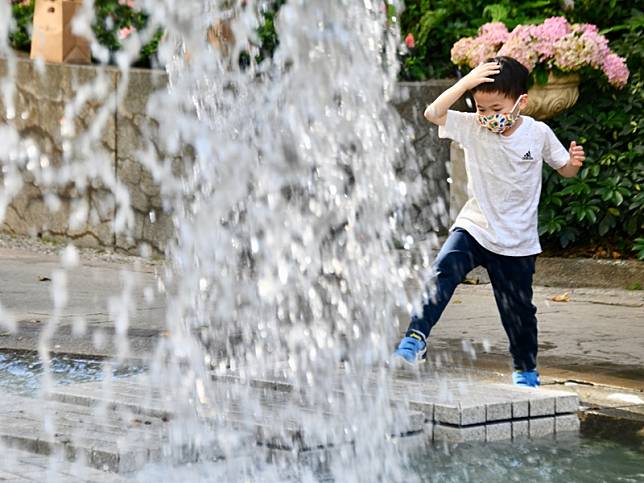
477, 96, 524, 134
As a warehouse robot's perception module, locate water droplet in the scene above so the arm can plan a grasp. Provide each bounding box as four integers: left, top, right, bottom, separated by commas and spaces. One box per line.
61, 245, 79, 268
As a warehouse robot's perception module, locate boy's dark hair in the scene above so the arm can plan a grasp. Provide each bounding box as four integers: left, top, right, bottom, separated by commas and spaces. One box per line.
470, 56, 529, 100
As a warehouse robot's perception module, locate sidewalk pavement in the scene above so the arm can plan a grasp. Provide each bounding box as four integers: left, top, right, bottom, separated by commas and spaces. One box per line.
0, 244, 642, 390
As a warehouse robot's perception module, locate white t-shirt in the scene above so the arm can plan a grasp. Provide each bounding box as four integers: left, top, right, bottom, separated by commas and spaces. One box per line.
439, 110, 569, 256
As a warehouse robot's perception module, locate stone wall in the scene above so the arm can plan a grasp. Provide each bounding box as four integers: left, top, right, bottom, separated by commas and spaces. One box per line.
0, 56, 118, 248
0, 56, 172, 253
394, 81, 468, 236
0, 56, 464, 253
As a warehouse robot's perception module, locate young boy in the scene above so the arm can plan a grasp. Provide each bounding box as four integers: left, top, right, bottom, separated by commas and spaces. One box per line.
393, 56, 585, 387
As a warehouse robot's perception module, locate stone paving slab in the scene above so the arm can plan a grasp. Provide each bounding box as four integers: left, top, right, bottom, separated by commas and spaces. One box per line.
0, 445, 129, 482
49, 377, 426, 451
212, 368, 580, 443
0, 393, 168, 474
1, 370, 581, 477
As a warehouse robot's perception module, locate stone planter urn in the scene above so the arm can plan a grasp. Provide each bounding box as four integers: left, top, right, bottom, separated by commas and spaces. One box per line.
522, 72, 580, 120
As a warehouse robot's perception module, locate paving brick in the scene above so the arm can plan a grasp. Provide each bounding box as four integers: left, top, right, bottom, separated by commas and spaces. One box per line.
486, 401, 512, 422
460, 404, 487, 426
512, 400, 529, 419
486, 422, 512, 442
555, 394, 579, 414
529, 397, 556, 417
555, 414, 580, 433
433, 403, 486, 426
408, 400, 433, 421
433, 424, 485, 444
433, 404, 460, 425
529, 417, 555, 438
512, 420, 529, 440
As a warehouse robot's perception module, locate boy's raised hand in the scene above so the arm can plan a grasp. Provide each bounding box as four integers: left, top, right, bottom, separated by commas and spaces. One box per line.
459, 62, 501, 90
569, 141, 585, 167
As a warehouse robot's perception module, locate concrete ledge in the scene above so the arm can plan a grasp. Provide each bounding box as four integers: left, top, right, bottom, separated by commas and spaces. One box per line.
534, 257, 643, 289
465, 257, 643, 289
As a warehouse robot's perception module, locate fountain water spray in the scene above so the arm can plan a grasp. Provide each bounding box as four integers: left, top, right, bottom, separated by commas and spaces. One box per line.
0, 0, 432, 480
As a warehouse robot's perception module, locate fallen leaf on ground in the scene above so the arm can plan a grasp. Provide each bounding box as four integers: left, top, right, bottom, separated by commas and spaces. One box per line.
452, 299, 462, 304
462, 278, 479, 285
38, 276, 51, 282
551, 292, 570, 302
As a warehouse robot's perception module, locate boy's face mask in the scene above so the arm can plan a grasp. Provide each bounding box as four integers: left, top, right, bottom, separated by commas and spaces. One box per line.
476, 95, 524, 134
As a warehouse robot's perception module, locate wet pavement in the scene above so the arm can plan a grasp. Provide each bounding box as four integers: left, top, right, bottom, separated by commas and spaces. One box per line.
0, 241, 641, 479
0, 243, 641, 380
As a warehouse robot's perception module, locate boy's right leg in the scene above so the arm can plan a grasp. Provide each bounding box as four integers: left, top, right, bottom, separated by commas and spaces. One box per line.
395, 228, 482, 363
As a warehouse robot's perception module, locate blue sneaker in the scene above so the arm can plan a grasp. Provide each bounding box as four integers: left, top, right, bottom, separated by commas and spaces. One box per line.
393, 332, 427, 365
512, 370, 540, 387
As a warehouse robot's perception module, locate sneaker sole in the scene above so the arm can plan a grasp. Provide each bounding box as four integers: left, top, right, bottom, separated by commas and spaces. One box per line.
391, 351, 427, 367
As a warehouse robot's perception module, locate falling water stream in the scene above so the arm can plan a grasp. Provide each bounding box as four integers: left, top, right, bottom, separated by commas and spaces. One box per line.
141, 1, 429, 480
0, 0, 433, 480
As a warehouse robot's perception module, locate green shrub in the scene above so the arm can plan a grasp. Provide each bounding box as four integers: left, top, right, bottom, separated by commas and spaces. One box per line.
397, 0, 564, 81
9, 0, 34, 52
397, 0, 642, 81
93, 0, 162, 67
542, 26, 644, 258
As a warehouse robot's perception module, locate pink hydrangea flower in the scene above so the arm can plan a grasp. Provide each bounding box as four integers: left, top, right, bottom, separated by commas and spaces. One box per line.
450, 17, 629, 89
478, 22, 509, 44
450, 23, 508, 68
553, 29, 609, 71
119, 0, 136, 7
603, 53, 629, 88
531, 16, 571, 61
497, 25, 539, 71
572, 23, 598, 34
451, 37, 476, 67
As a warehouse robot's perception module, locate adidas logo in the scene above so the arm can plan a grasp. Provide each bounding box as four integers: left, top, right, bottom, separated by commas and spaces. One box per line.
521, 150, 533, 160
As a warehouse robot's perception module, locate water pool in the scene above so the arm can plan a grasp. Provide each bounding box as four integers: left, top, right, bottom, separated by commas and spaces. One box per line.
0, 350, 145, 395
407, 434, 644, 482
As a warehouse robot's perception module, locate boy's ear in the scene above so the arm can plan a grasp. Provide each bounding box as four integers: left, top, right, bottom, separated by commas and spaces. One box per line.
519, 94, 529, 110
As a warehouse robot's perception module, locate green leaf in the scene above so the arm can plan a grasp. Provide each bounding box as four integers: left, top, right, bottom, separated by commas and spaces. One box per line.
586, 209, 597, 224
482, 4, 509, 22
614, 191, 624, 206
534, 67, 549, 86
598, 215, 615, 236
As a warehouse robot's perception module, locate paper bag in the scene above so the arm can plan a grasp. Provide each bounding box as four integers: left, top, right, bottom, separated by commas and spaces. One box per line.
30, 0, 91, 64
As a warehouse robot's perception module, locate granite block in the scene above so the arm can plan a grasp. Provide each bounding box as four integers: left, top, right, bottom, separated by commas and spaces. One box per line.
555, 394, 579, 414
512, 420, 529, 440
486, 422, 512, 442
555, 414, 580, 433
512, 400, 530, 419
486, 401, 512, 422
529, 397, 556, 417
529, 417, 555, 438
433, 404, 460, 426
433, 424, 486, 444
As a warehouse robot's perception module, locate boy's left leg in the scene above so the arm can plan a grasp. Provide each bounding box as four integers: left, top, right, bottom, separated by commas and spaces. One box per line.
486, 253, 539, 385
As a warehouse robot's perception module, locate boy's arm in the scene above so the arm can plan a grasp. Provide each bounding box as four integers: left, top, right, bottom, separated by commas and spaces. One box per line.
424, 61, 501, 126
557, 141, 585, 177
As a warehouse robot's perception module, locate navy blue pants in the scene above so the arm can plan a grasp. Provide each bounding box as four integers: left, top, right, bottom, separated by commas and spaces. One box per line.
406, 228, 538, 371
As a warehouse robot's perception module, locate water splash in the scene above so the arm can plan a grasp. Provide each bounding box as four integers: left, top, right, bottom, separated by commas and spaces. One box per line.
1, 0, 431, 480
